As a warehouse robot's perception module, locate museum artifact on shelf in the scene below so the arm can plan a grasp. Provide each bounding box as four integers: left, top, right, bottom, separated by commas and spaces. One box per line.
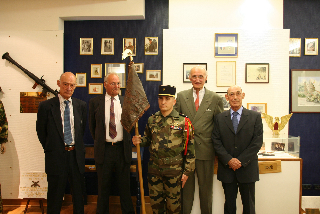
262, 112, 293, 137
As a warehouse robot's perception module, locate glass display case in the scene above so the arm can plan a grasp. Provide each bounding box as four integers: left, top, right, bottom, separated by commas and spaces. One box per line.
260, 135, 300, 158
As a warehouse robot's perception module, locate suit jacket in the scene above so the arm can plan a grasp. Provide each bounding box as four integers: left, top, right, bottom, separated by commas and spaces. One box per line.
36, 96, 87, 175
212, 108, 263, 183
175, 88, 223, 160
89, 94, 132, 165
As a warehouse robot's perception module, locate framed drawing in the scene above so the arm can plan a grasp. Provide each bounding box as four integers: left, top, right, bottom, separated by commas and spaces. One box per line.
123, 38, 136, 56
216, 61, 236, 87
245, 63, 269, 83
80, 38, 93, 55
105, 63, 126, 88
146, 70, 161, 81
88, 83, 103, 94
214, 33, 238, 57
289, 38, 301, 57
76, 73, 86, 87
135, 63, 144, 74
101, 38, 114, 55
91, 64, 102, 78
305, 38, 318, 55
183, 63, 207, 83
145, 37, 158, 55
217, 92, 230, 111
291, 69, 320, 113
247, 103, 267, 117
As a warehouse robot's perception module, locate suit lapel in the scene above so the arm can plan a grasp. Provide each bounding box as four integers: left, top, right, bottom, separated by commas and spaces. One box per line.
193, 88, 212, 123
51, 97, 64, 140
237, 108, 248, 133
72, 98, 80, 138
224, 110, 235, 134
184, 89, 196, 120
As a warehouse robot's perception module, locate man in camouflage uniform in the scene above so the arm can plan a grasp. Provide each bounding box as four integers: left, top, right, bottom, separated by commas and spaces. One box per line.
0, 100, 8, 214
132, 85, 195, 214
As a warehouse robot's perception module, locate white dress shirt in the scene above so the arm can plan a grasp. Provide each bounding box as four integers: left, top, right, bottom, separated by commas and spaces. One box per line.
193, 87, 206, 106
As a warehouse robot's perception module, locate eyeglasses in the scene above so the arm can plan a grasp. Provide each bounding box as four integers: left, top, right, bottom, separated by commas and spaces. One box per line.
191, 75, 205, 80
228, 92, 242, 97
108, 82, 120, 86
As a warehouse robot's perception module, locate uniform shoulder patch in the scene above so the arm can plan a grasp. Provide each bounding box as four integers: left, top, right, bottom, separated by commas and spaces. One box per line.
179, 113, 188, 118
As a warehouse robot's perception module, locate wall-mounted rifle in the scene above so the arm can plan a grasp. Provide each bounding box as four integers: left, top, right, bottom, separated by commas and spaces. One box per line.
2, 52, 58, 96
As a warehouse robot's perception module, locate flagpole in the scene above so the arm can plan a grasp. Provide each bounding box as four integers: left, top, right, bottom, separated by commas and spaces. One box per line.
135, 122, 146, 214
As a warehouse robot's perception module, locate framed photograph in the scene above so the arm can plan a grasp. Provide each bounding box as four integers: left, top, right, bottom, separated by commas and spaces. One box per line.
245, 63, 269, 83
183, 63, 207, 83
305, 38, 318, 55
145, 37, 158, 55
91, 64, 102, 78
105, 63, 126, 88
134, 63, 144, 74
76, 73, 86, 87
88, 83, 103, 94
80, 38, 93, 55
101, 38, 114, 55
289, 38, 301, 57
216, 61, 236, 87
291, 69, 320, 113
247, 103, 267, 117
217, 92, 230, 111
214, 33, 238, 57
146, 70, 161, 81
123, 38, 136, 56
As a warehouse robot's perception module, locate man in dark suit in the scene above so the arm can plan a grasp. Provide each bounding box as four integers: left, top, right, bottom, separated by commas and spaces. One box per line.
175, 66, 223, 214
89, 72, 134, 214
36, 72, 87, 214
212, 85, 263, 214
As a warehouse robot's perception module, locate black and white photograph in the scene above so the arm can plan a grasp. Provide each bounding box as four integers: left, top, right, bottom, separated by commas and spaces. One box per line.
144, 37, 158, 55
123, 38, 136, 56
101, 38, 114, 55
80, 38, 93, 55
76, 73, 86, 87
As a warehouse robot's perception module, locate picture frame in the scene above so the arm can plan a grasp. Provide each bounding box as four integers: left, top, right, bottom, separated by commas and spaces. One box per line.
91, 64, 102, 78
305, 38, 318, 55
247, 103, 267, 117
183, 63, 207, 83
101, 38, 114, 55
76, 73, 86, 87
105, 63, 126, 88
216, 61, 236, 87
216, 92, 230, 111
245, 63, 269, 83
291, 69, 320, 113
214, 33, 238, 57
289, 38, 301, 57
134, 63, 144, 74
80, 38, 93, 55
123, 38, 136, 56
144, 37, 158, 55
146, 70, 161, 81
88, 83, 103, 94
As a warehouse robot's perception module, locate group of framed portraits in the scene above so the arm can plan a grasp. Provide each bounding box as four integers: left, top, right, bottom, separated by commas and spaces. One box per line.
80, 37, 159, 56
289, 38, 319, 57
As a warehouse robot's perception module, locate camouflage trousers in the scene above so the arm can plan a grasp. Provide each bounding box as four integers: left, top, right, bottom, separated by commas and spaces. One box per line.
148, 173, 182, 214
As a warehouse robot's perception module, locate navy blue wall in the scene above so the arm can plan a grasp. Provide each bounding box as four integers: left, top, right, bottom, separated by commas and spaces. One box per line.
64, 0, 169, 195
284, 0, 320, 196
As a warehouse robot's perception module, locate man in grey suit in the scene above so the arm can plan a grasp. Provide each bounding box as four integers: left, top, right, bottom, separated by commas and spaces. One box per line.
89, 72, 134, 214
175, 66, 223, 214
212, 85, 263, 214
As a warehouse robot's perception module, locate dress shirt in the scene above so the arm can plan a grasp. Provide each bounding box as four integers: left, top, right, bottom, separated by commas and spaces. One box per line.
105, 94, 123, 142
193, 87, 205, 106
58, 94, 75, 145
230, 106, 243, 124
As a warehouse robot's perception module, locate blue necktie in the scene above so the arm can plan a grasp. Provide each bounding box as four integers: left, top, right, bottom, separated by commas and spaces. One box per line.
232, 111, 239, 133
64, 100, 73, 145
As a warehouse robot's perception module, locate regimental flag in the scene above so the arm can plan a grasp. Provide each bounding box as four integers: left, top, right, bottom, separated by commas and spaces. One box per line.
121, 63, 150, 133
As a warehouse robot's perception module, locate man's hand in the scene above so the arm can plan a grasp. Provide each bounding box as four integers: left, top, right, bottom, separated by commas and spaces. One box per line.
132, 135, 141, 146
181, 174, 189, 188
228, 158, 241, 171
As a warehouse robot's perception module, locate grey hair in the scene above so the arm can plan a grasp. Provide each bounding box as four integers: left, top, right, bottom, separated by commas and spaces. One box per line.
104, 72, 119, 82
190, 66, 208, 77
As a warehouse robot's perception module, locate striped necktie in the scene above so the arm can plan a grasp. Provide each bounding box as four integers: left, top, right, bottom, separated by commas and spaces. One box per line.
109, 97, 117, 139
232, 111, 239, 133
64, 100, 73, 145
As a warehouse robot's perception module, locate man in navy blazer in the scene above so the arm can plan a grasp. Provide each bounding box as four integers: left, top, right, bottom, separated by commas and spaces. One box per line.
36, 72, 87, 214
212, 85, 263, 214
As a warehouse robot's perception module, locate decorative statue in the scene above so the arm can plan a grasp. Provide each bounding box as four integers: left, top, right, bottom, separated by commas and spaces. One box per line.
262, 113, 293, 137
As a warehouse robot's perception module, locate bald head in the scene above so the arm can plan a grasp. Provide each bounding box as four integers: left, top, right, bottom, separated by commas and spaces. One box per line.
57, 72, 76, 100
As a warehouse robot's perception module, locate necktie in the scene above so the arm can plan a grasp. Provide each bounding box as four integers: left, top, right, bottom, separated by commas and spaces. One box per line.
195, 91, 199, 111
232, 111, 239, 133
64, 100, 73, 145
109, 97, 117, 139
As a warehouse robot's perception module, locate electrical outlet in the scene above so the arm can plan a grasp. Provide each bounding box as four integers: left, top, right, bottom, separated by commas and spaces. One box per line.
314, 184, 320, 190
302, 184, 312, 190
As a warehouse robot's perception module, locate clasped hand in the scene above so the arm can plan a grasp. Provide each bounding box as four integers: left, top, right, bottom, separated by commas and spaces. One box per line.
228, 158, 241, 171
132, 135, 141, 146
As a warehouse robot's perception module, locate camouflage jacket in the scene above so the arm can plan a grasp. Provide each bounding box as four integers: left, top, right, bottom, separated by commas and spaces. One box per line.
0, 101, 8, 144
141, 109, 195, 177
